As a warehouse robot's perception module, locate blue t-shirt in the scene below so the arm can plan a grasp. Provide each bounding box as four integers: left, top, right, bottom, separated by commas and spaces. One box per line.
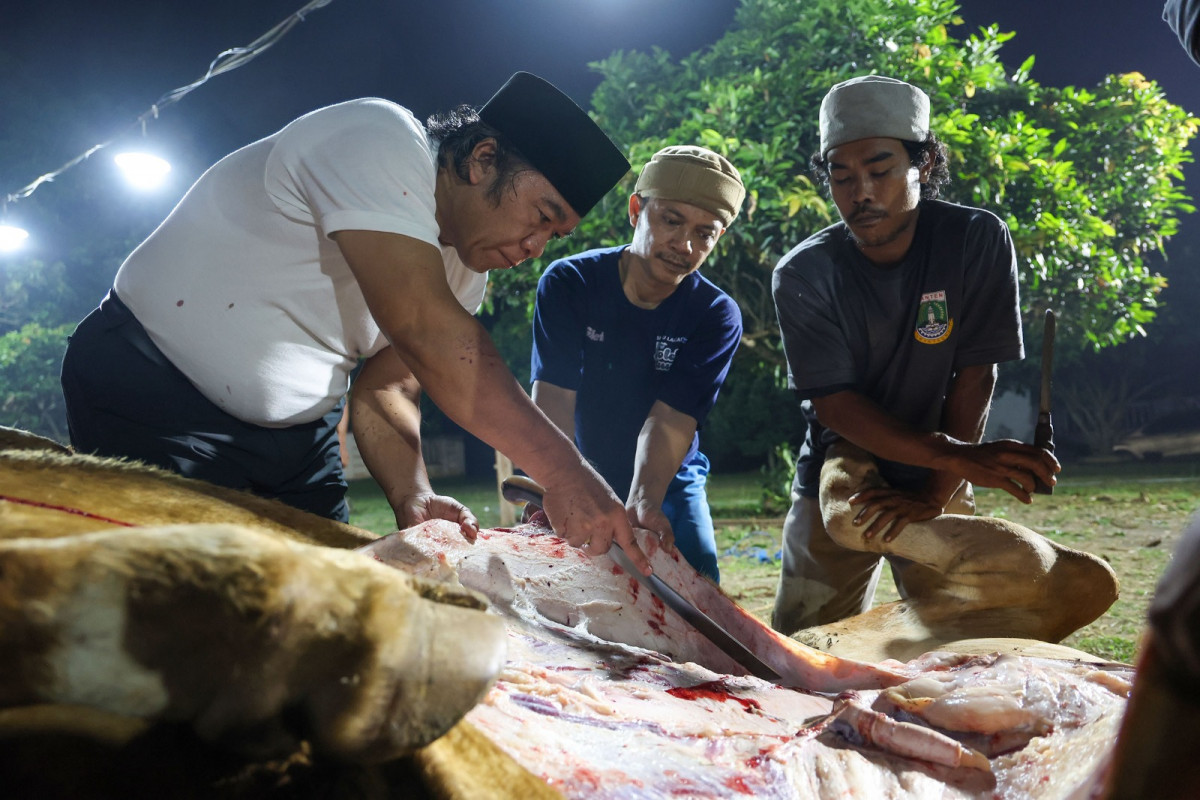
772, 200, 1024, 496
531, 246, 742, 501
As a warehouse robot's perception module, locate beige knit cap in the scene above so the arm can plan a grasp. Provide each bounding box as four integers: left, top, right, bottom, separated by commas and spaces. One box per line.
634, 145, 746, 226
819, 75, 930, 155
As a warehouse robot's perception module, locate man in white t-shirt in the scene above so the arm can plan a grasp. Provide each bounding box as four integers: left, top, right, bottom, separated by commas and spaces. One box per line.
61, 72, 656, 573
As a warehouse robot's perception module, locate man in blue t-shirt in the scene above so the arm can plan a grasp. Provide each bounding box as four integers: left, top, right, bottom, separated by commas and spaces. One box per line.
530, 146, 745, 582
770, 76, 1118, 640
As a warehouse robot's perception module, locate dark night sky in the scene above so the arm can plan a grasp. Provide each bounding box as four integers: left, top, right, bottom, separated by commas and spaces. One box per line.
960, 0, 1199, 116
4, 0, 1195, 438
2, 0, 744, 177
3, 0, 1198, 284
4, 0, 1197, 187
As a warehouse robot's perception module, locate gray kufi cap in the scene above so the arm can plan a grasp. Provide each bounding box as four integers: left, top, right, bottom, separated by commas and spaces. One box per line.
479, 72, 630, 218
634, 145, 746, 226
819, 75, 931, 155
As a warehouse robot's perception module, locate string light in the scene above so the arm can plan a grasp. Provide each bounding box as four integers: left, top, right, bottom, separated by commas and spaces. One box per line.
1, 0, 336, 249
0, 198, 28, 253
114, 152, 173, 190
0, 221, 29, 254
113, 110, 172, 191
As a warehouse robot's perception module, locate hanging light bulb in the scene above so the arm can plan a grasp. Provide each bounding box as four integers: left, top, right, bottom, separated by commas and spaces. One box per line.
0, 200, 29, 253
114, 151, 172, 190
0, 222, 30, 253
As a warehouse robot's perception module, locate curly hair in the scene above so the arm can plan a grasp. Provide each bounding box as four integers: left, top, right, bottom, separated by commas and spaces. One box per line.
426, 105, 534, 206
809, 132, 950, 200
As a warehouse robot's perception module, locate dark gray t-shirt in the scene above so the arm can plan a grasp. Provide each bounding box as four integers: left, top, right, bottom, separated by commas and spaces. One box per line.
772, 199, 1024, 496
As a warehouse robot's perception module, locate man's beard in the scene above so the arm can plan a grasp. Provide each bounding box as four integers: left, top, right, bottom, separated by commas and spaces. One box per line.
847, 209, 915, 252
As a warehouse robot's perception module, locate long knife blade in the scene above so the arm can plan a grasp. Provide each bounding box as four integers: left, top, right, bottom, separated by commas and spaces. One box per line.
1033, 309, 1056, 495
1038, 309, 1056, 416
501, 476, 783, 682
605, 543, 782, 681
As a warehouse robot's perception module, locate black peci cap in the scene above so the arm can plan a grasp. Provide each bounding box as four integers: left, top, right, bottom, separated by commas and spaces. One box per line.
479, 72, 630, 218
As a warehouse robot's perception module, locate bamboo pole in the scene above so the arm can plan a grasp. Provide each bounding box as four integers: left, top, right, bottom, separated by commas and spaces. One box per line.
495, 450, 515, 527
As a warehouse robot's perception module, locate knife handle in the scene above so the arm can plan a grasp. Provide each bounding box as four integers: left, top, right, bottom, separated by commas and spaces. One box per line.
501, 475, 545, 508
1033, 413, 1054, 495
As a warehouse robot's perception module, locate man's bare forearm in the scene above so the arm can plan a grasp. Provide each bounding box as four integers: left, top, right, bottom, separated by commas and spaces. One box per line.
628, 402, 697, 510
531, 380, 577, 443
396, 317, 586, 486
925, 363, 997, 505
350, 347, 431, 515
815, 369, 1056, 504
335, 229, 590, 487
334, 229, 650, 570
812, 391, 960, 470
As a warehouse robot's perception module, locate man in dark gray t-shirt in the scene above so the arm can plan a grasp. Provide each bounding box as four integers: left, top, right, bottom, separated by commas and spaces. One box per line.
770, 76, 1118, 643
776, 198, 1025, 503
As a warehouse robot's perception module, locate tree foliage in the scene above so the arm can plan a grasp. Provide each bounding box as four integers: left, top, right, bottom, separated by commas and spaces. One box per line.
0, 322, 73, 440
3, 2, 1195, 464
0, 41, 212, 439
580, 0, 1195, 350
486, 0, 1196, 465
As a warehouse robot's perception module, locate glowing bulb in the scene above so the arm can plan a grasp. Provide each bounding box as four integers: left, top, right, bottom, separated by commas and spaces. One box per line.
115, 151, 172, 190
0, 224, 30, 253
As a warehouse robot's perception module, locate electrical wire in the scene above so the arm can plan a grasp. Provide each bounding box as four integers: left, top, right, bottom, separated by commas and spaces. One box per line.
3, 0, 336, 206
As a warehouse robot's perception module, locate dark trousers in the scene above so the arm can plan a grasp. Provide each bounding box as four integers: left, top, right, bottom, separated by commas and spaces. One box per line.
61, 291, 350, 521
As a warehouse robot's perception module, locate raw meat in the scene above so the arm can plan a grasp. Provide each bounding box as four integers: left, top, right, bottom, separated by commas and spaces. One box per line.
360, 520, 1132, 798
359, 518, 906, 693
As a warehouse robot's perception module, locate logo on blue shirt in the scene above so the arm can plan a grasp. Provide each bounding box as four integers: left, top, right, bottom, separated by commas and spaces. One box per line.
586, 326, 604, 342
655, 336, 686, 371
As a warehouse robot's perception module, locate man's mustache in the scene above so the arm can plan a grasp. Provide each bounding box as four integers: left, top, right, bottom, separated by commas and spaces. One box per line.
656, 252, 691, 269
848, 205, 886, 224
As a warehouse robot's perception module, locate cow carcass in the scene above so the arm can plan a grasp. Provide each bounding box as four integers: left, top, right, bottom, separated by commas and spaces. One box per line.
1, 524, 505, 762
1, 438, 1133, 798
362, 518, 1133, 799
0, 441, 554, 799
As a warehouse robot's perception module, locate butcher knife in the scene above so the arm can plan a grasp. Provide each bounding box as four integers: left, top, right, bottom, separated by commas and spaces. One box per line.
1033, 309, 1056, 495
500, 475, 783, 682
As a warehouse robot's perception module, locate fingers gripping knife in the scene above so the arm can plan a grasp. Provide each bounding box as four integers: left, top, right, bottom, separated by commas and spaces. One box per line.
500, 475, 783, 682
1033, 309, 1056, 495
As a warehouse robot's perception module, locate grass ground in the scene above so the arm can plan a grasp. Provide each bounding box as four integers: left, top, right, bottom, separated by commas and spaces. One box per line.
346, 457, 1200, 663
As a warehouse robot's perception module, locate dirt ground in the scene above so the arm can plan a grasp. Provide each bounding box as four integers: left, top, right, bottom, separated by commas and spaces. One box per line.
713, 468, 1200, 663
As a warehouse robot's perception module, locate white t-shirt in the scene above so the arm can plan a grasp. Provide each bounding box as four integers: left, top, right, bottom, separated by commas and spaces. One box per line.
114, 99, 487, 426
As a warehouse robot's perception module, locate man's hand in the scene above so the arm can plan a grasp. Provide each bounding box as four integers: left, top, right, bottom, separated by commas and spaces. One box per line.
541, 468, 653, 575
396, 492, 479, 542
941, 438, 1060, 504
848, 487, 943, 542
626, 500, 676, 553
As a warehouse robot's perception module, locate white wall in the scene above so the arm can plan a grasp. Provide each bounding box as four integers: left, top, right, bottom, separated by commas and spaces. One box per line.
985, 388, 1036, 442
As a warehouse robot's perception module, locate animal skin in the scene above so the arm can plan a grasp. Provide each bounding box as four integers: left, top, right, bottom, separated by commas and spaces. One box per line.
0, 429, 1134, 798
363, 518, 1133, 799
0, 434, 554, 799
0, 524, 505, 761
